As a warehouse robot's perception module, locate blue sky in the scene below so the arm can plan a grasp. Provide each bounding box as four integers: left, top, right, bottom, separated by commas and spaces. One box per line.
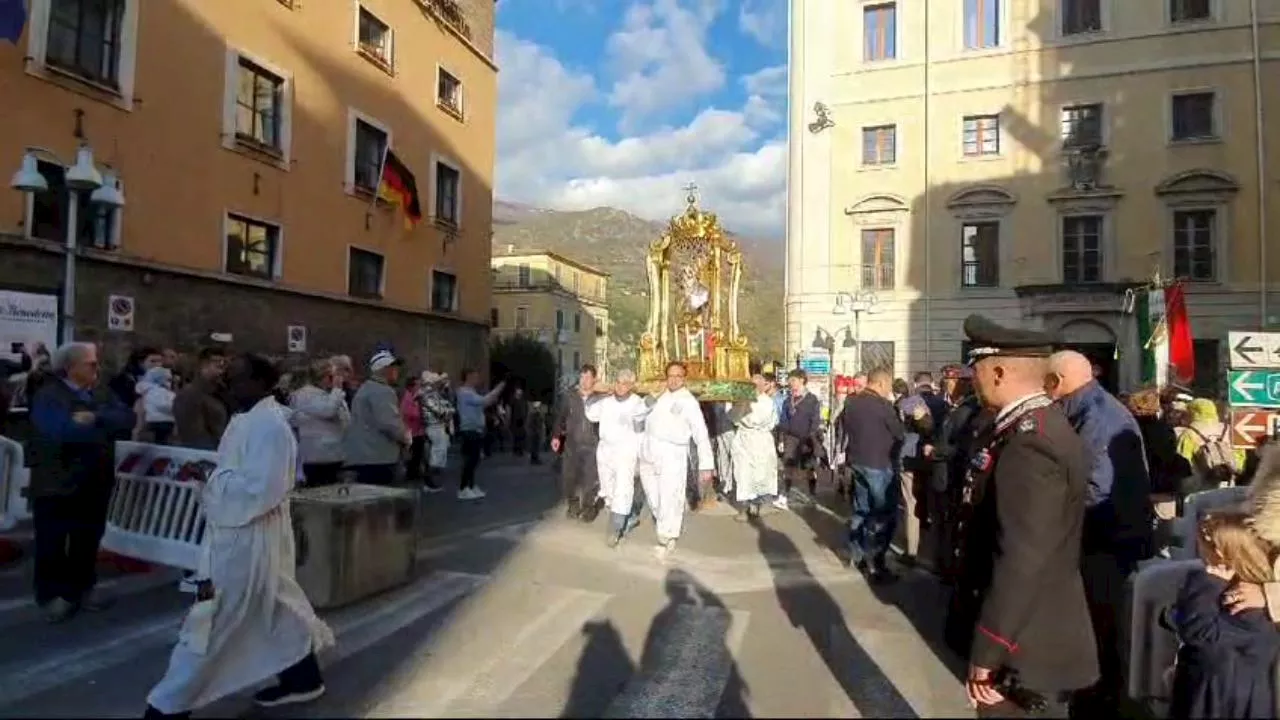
494, 0, 788, 238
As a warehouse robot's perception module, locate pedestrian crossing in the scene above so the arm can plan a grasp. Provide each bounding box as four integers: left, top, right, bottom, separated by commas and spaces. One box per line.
0, 513, 972, 719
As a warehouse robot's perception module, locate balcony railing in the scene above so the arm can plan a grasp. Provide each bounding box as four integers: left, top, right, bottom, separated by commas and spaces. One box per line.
414, 0, 472, 40
858, 264, 896, 291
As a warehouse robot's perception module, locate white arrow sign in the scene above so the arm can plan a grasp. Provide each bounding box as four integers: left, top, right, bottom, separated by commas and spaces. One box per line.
1228, 331, 1280, 369
1232, 372, 1266, 400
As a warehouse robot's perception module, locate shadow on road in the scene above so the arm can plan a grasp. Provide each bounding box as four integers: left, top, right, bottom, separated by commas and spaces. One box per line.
561, 620, 634, 719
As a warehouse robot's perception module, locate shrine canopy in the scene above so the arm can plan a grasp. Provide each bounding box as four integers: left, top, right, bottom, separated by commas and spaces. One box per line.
636, 186, 755, 402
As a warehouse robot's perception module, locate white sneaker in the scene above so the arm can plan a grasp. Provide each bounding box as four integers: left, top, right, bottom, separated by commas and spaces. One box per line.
457, 488, 473, 500
772, 496, 789, 510
469, 487, 487, 499
653, 539, 676, 561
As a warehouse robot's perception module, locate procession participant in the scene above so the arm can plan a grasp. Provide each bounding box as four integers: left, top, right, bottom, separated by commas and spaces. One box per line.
637, 361, 714, 560
551, 364, 603, 521
584, 369, 648, 547
953, 315, 1098, 718
731, 363, 780, 522
145, 354, 334, 719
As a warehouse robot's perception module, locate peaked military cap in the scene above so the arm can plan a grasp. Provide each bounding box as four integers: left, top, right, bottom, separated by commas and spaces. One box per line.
963, 314, 1058, 364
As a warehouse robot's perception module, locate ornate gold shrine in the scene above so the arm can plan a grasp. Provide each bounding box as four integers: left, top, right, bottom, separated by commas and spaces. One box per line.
637, 186, 753, 401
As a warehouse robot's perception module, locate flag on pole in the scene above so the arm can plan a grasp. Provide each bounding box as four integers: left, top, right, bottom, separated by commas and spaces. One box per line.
1137, 281, 1194, 387
0, 0, 28, 44
375, 150, 422, 229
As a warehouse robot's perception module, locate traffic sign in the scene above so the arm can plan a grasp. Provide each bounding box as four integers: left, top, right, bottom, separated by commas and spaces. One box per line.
1228, 370, 1280, 408
799, 349, 831, 375
1228, 331, 1280, 369
1230, 408, 1280, 448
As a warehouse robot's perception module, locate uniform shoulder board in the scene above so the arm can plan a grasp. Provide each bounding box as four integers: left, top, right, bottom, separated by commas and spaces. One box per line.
1016, 414, 1039, 433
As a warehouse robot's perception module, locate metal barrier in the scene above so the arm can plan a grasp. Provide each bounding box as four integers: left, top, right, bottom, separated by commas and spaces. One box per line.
99, 441, 214, 571
0, 435, 30, 530
1170, 486, 1250, 559
1126, 559, 1202, 711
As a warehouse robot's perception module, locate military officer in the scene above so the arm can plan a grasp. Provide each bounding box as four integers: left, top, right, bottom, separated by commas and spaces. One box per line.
955, 315, 1098, 718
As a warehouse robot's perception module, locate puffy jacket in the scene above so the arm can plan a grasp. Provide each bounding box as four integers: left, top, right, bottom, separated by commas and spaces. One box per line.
290, 384, 350, 465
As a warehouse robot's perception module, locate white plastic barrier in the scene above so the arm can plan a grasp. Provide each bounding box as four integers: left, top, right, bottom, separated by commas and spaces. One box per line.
1170, 486, 1250, 559
1126, 559, 1202, 710
100, 441, 217, 571
0, 435, 30, 530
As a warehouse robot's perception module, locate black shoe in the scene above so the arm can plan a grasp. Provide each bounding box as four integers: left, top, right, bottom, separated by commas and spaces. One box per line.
422, 480, 444, 493
867, 562, 898, 585
143, 705, 190, 720
566, 500, 581, 519
253, 682, 326, 708
580, 502, 601, 523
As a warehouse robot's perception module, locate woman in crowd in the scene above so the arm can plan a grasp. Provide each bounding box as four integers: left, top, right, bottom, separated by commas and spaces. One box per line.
288, 360, 350, 487
135, 367, 177, 445
400, 375, 428, 484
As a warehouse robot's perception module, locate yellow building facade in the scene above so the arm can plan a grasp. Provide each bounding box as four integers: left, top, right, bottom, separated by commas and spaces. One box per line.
490, 248, 610, 381
787, 0, 1280, 391
0, 0, 496, 373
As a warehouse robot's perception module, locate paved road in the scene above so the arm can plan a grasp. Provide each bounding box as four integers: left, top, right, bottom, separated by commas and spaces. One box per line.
0, 455, 971, 718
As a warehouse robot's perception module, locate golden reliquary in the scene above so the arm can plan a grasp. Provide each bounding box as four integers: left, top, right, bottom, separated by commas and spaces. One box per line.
637, 187, 753, 401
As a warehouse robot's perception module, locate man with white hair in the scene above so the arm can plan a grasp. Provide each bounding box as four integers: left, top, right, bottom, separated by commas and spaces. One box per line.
343, 349, 409, 485
584, 369, 649, 547
29, 342, 135, 622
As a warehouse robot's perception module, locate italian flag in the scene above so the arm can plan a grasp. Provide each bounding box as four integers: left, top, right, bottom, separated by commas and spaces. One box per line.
1137, 282, 1195, 386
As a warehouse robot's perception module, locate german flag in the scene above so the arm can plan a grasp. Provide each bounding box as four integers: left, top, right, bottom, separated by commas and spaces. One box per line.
376, 149, 423, 229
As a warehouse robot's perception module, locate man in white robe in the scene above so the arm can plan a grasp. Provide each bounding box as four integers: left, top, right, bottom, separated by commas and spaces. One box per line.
637, 361, 714, 560
145, 354, 335, 719
731, 366, 780, 522
584, 369, 649, 547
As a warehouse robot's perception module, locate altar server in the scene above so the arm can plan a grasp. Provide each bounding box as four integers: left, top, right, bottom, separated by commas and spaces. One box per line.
145, 354, 334, 719
637, 361, 714, 559
585, 369, 649, 547
731, 363, 780, 521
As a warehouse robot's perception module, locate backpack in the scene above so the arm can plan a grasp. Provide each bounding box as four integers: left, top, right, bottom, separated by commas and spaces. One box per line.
1189, 426, 1238, 486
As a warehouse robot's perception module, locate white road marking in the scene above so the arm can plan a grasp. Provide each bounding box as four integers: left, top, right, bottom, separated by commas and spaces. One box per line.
368, 584, 612, 718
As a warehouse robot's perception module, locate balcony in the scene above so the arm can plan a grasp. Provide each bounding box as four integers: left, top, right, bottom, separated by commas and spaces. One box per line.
414, 0, 472, 40
858, 264, 895, 291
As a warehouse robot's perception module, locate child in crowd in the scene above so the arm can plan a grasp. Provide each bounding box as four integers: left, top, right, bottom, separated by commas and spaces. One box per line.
135, 367, 176, 445
1166, 509, 1280, 719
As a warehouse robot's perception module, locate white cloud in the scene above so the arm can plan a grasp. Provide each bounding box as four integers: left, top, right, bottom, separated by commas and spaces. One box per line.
495, 25, 787, 240
738, 0, 786, 48
605, 0, 725, 130
741, 64, 787, 98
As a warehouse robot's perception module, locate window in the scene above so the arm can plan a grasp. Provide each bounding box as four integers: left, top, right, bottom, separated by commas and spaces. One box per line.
351, 118, 387, 194
356, 6, 392, 68
1170, 0, 1211, 23
26, 160, 120, 250
234, 58, 284, 150
1191, 339, 1220, 396
962, 115, 1000, 156
861, 125, 896, 166
224, 214, 280, 280
437, 67, 463, 117
556, 309, 565, 330
1171, 92, 1216, 141
45, 0, 125, 86
348, 247, 384, 299
489, 308, 499, 327
1060, 103, 1103, 148
434, 160, 461, 225
860, 229, 895, 290
1173, 209, 1217, 281
863, 3, 896, 61
1061, 215, 1103, 283
572, 271, 581, 293
431, 271, 458, 312
961, 222, 999, 288
573, 351, 581, 370
574, 313, 581, 333
517, 264, 531, 286
963, 0, 1000, 49
515, 306, 529, 330
1061, 0, 1102, 35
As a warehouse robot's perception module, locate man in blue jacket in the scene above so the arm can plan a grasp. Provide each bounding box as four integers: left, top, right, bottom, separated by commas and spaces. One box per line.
29, 342, 135, 623
1046, 349, 1152, 715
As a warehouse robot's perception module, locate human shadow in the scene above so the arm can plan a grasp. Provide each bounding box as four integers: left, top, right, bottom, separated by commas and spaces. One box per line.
750, 515, 918, 718
587, 568, 749, 719
561, 619, 635, 719
792, 485, 967, 685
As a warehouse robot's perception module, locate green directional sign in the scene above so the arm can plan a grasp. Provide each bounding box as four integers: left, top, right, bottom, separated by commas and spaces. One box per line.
1228, 370, 1280, 408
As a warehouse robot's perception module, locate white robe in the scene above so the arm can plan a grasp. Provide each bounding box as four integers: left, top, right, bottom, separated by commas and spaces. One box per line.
585, 393, 648, 517
730, 392, 779, 502
637, 388, 713, 542
148, 397, 335, 714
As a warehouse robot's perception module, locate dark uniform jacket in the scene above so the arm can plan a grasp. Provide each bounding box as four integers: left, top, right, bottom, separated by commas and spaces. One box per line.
958, 398, 1099, 693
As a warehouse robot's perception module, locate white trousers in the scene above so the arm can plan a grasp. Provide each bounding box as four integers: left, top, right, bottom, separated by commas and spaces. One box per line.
426, 425, 450, 469
596, 441, 640, 516
638, 441, 689, 542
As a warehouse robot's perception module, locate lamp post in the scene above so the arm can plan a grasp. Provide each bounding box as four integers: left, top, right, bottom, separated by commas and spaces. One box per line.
832, 290, 880, 373
10, 145, 124, 345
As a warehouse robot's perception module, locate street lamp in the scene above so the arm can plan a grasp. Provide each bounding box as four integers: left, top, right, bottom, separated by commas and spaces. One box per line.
10, 145, 123, 345
831, 290, 880, 372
